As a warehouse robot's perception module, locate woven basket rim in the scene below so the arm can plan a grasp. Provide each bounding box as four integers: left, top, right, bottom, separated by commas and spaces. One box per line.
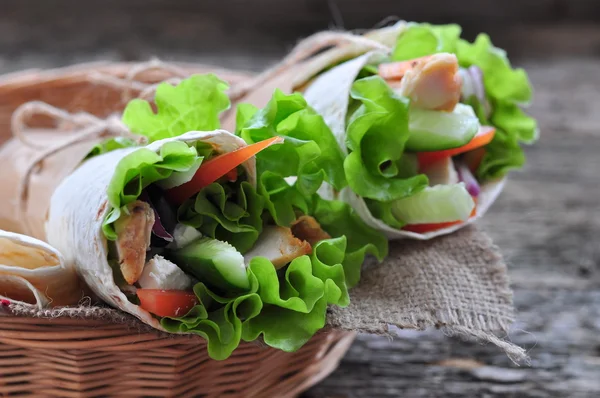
0, 60, 255, 86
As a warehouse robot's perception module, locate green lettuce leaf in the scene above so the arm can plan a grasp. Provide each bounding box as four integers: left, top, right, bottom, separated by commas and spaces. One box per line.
85, 137, 138, 159
392, 23, 461, 61
122, 74, 230, 142
344, 75, 429, 202
310, 196, 388, 287
456, 34, 532, 104
178, 181, 265, 254
477, 128, 526, 179
490, 101, 538, 144
456, 34, 537, 179
103, 141, 201, 240
257, 172, 310, 227
241, 237, 351, 351
237, 89, 347, 198
162, 236, 361, 359
365, 199, 406, 229
161, 275, 263, 360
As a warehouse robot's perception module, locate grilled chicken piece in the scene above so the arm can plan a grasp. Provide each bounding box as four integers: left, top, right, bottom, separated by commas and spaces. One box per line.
115, 200, 155, 284
397, 53, 462, 112
243, 226, 312, 269
421, 157, 459, 186
291, 215, 331, 246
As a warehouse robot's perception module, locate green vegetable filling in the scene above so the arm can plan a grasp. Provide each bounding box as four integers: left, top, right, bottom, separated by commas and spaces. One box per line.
97, 78, 388, 361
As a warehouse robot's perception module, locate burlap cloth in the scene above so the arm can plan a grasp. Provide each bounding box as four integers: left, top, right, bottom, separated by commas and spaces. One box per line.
0, 30, 527, 363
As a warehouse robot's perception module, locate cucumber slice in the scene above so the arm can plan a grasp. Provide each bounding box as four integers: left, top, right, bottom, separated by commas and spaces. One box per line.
156, 157, 203, 190
391, 183, 475, 224
167, 224, 203, 249
405, 103, 480, 152
172, 237, 249, 291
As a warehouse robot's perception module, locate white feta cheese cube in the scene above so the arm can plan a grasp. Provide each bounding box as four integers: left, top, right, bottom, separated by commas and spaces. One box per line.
138, 255, 193, 290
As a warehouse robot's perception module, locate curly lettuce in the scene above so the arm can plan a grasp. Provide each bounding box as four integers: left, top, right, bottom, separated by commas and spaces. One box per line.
177, 181, 265, 254
97, 74, 392, 361
345, 75, 429, 202
257, 171, 311, 227
103, 141, 201, 240
103, 146, 386, 360
392, 23, 461, 61
122, 74, 230, 143
86, 137, 138, 159
162, 236, 359, 359
391, 23, 538, 180
309, 196, 388, 287
237, 89, 347, 200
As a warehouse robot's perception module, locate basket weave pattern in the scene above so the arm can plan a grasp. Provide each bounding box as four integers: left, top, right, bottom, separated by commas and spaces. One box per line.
0, 317, 354, 397
0, 62, 355, 397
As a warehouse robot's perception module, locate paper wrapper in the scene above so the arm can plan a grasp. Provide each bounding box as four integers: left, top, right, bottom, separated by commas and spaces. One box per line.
0, 60, 525, 361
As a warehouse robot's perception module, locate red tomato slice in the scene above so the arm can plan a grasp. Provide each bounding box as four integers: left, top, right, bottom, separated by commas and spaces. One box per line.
378, 56, 433, 81
402, 199, 477, 234
225, 168, 238, 182
463, 147, 486, 174
137, 289, 198, 318
417, 126, 495, 170
166, 136, 284, 205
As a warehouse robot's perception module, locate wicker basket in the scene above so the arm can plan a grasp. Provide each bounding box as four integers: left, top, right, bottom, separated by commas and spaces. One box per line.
0, 62, 356, 397
0, 317, 354, 397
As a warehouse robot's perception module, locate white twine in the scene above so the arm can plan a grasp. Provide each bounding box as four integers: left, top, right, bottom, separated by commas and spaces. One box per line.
227, 30, 391, 100
11, 101, 146, 235
86, 30, 391, 104
88, 58, 186, 103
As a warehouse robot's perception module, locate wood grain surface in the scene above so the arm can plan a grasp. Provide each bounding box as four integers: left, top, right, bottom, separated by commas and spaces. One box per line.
1, 2, 599, 396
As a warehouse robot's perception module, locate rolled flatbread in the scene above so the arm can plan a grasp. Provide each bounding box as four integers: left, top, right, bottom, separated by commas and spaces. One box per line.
304, 52, 505, 239
0, 229, 84, 307
46, 130, 255, 330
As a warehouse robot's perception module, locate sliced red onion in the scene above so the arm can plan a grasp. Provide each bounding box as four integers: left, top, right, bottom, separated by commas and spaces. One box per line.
468, 66, 486, 104
455, 161, 481, 197
139, 192, 174, 242
459, 66, 491, 118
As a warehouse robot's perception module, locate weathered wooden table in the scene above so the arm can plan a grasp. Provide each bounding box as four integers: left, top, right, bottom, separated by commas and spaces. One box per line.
2, 2, 599, 396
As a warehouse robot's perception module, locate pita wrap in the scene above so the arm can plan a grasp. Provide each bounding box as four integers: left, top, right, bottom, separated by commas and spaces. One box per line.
0, 229, 84, 307
303, 52, 506, 240
227, 21, 537, 240
46, 130, 255, 331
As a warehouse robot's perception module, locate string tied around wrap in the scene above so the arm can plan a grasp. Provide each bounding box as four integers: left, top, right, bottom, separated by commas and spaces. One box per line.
86, 31, 394, 102
11, 101, 147, 235
88, 58, 188, 103
227, 30, 392, 100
